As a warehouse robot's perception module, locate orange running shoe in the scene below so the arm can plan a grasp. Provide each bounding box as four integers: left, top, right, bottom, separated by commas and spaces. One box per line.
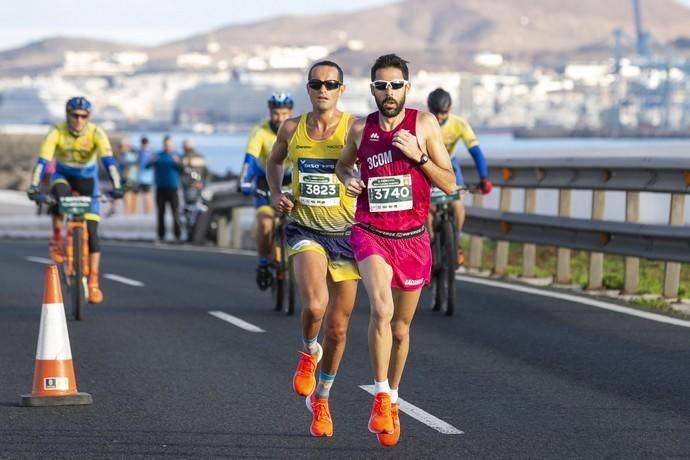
292, 343, 322, 396
49, 236, 64, 263
456, 248, 465, 267
377, 403, 400, 447
88, 272, 103, 304
368, 392, 394, 434
306, 392, 334, 437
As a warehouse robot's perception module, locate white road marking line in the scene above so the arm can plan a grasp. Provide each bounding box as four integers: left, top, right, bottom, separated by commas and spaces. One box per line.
104, 274, 144, 287
359, 385, 464, 435
25, 256, 55, 265
208, 311, 266, 333
457, 275, 690, 329
105, 241, 256, 257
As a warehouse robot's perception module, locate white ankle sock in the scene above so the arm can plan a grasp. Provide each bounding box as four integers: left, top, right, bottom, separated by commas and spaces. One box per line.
316, 371, 336, 399
390, 388, 399, 404
373, 379, 391, 395
303, 336, 319, 355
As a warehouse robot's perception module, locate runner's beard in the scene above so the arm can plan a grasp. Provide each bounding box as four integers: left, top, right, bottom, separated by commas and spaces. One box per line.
376, 94, 406, 118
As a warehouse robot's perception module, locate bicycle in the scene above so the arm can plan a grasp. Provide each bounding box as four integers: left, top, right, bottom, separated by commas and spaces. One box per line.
270, 208, 296, 316
428, 185, 469, 316
36, 194, 110, 320
256, 186, 296, 316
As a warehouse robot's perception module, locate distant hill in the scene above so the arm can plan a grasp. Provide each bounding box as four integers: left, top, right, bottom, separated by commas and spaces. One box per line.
2, 0, 690, 76
0, 37, 142, 76
155, 0, 690, 53
152, 0, 690, 58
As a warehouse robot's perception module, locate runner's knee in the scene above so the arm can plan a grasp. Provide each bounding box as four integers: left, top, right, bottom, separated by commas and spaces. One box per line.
391, 321, 411, 344
369, 294, 394, 323
302, 293, 329, 316
324, 321, 348, 343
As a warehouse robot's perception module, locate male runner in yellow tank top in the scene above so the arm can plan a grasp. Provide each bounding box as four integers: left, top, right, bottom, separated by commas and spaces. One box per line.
266, 60, 359, 438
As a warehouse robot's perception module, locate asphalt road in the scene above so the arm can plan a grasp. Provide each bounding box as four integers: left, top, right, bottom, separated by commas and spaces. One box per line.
1, 239, 688, 459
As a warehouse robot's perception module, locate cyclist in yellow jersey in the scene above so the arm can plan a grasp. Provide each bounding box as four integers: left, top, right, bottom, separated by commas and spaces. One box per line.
27, 97, 123, 304
239, 93, 293, 289
427, 88, 492, 265
266, 60, 359, 438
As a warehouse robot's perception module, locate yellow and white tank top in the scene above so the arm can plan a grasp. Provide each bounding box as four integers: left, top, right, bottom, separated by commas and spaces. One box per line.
287, 112, 354, 233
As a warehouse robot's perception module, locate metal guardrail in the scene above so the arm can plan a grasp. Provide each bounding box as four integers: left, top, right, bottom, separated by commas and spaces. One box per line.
461, 157, 690, 193
464, 208, 690, 263
200, 159, 688, 299
459, 156, 688, 298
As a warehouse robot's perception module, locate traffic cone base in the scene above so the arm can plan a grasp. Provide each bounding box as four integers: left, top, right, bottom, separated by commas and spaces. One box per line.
21, 392, 93, 407
20, 265, 92, 407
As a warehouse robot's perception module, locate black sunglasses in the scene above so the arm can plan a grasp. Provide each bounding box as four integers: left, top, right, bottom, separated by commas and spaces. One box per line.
307, 79, 342, 91
69, 112, 89, 119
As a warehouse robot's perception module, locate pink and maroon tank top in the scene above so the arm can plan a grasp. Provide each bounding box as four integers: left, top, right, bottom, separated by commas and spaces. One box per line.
355, 108, 431, 232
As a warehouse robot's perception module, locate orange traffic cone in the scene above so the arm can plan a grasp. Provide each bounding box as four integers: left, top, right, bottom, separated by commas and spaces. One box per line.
20, 265, 93, 406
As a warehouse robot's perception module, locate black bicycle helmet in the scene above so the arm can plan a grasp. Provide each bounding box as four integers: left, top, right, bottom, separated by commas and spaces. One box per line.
427, 88, 452, 113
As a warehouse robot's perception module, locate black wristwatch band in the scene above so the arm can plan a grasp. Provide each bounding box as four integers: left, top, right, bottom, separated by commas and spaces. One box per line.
416, 153, 429, 166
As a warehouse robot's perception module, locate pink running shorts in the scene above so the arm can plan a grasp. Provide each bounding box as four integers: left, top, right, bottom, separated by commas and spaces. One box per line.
350, 224, 431, 291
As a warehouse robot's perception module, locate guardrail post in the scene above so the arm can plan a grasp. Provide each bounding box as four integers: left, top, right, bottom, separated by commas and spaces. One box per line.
468, 193, 485, 270
587, 190, 606, 290
555, 189, 572, 284
521, 188, 537, 278
494, 187, 512, 275
623, 192, 640, 294
216, 215, 230, 248
663, 193, 685, 299
230, 207, 243, 249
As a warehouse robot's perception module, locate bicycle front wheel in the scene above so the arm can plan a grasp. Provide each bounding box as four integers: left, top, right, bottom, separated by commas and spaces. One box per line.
440, 220, 456, 316
271, 222, 286, 312
285, 248, 295, 316
72, 226, 84, 321
430, 230, 442, 312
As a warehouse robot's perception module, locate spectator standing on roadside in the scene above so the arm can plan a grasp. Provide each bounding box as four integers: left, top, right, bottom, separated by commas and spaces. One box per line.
180, 138, 208, 204
137, 136, 155, 214
147, 135, 183, 242
118, 138, 139, 215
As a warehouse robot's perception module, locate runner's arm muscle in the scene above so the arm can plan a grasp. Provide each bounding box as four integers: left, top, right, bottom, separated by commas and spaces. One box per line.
336, 119, 365, 198
419, 113, 455, 194
266, 118, 298, 211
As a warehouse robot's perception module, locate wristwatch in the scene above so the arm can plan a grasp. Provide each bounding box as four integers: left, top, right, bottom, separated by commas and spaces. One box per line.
415, 153, 429, 166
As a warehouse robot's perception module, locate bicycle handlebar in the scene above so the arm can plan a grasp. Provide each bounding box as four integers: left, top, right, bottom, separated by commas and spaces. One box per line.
30, 194, 116, 204
457, 184, 481, 194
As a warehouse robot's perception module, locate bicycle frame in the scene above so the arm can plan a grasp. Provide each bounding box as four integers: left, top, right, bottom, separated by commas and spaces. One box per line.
272, 213, 289, 278
431, 203, 456, 265
429, 186, 467, 316
270, 198, 296, 316
57, 195, 93, 320
65, 218, 89, 278
255, 184, 296, 315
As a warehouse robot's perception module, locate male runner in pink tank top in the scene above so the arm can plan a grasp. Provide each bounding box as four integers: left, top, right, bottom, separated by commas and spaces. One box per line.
336, 54, 456, 447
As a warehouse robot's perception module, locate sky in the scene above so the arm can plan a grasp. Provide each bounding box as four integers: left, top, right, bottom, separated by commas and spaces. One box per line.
0, 0, 398, 51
